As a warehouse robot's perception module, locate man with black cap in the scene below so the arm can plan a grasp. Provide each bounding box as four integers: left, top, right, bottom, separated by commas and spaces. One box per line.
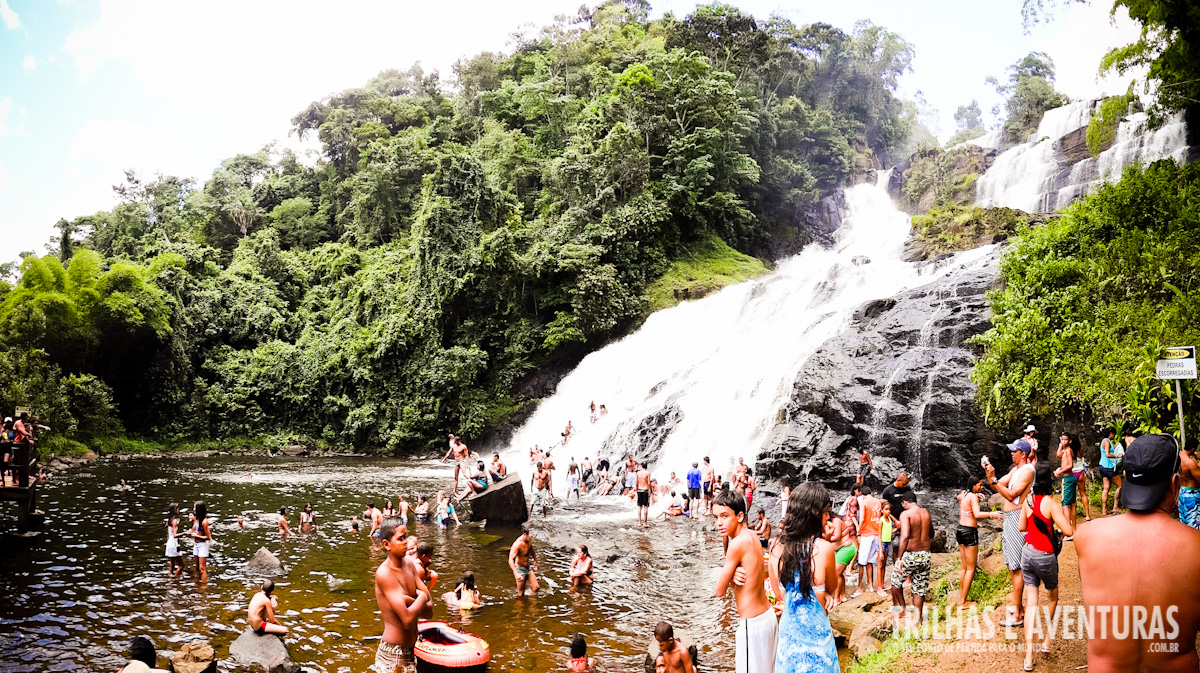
984, 438, 1036, 627
1077, 434, 1200, 672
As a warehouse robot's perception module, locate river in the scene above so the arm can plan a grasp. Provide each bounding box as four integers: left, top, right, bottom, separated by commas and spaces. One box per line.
0, 454, 842, 673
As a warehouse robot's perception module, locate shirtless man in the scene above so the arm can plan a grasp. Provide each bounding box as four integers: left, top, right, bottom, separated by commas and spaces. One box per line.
397, 496, 410, 521
542, 454, 556, 498
1177, 438, 1200, 529
278, 507, 289, 536
636, 462, 652, 527
530, 462, 551, 519
1077, 434, 1200, 673
654, 622, 696, 673
701, 457, 715, 516
508, 524, 540, 595
856, 448, 874, 486
580, 456, 593, 492
441, 435, 476, 498
411, 540, 438, 620
985, 439, 1036, 627
248, 580, 288, 636
489, 453, 507, 483
890, 492, 932, 620
373, 517, 430, 673
366, 503, 384, 541
712, 489, 776, 673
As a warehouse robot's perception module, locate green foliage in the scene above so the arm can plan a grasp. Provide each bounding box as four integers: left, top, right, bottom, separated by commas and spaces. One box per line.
7, 2, 919, 451
910, 205, 1028, 256
1123, 342, 1199, 441
988, 52, 1068, 145
1100, 0, 1200, 124
972, 160, 1200, 428
899, 145, 990, 212
1086, 89, 1136, 157
644, 234, 769, 311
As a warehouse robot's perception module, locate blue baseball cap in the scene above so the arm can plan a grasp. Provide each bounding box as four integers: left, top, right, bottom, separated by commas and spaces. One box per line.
1007, 439, 1032, 454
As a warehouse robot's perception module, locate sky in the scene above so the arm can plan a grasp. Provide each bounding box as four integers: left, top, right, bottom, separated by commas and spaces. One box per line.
0, 0, 1142, 263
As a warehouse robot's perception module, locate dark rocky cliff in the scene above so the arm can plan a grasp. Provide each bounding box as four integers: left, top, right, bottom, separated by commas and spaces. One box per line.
757, 249, 1011, 489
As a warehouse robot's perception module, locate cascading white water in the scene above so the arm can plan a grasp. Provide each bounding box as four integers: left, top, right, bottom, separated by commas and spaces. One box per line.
504, 173, 995, 491
974, 101, 1097, 212
975, 100, 1192, 213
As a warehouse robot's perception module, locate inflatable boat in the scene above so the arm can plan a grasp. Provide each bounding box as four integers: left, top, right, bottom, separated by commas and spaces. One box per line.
415, 621, 489, 669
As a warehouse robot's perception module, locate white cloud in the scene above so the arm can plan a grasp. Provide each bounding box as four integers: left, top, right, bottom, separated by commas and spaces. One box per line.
22, 55, 37, 72
0, 97, 10, 138
0, 0, 19, 30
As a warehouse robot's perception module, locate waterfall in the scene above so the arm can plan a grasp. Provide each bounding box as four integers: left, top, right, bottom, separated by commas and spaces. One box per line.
503, 172, 995, 492
975, 100, 1193, 213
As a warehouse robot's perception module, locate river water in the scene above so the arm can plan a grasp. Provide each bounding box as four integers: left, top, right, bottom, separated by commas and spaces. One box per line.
0, 455, 839, 673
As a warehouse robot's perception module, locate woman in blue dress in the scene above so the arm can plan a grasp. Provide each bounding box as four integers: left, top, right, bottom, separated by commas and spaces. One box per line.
769, 482, 840, 673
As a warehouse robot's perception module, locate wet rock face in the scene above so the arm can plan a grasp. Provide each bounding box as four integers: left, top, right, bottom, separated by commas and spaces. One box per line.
759, 250, 1011, 489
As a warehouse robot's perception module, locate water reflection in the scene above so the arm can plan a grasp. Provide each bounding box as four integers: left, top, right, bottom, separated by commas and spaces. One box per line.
1, 456, 780, 673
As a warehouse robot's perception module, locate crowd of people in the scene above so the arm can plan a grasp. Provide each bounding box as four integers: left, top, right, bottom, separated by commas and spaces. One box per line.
124, 413, 1200, 673
1, 411, 50, 484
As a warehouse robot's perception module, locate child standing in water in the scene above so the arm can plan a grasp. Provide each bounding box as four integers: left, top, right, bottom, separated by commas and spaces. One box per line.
165, 503, 183, 578
191, 501, 212, 583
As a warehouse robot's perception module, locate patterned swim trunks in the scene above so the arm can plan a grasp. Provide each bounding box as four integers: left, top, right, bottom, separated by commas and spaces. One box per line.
1180, 487, 1200, 530
892, 550, 932, 597
373, 641, 416, 673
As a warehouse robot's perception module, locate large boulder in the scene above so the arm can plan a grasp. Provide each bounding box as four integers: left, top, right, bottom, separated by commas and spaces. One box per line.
279, 445, 308, 457
828, 592, 890, 639
246, 547, 285, 576
643, 633, 698, 673
228, 630, 298, 673
169, 640, 217, 673
848, 612, 896, 659
464, 473, 529, 525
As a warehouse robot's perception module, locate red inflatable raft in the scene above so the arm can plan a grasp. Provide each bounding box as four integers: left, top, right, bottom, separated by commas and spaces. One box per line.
415, 621, 490, 669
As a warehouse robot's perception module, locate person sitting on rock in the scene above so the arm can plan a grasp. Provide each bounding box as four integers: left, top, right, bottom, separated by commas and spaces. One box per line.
248, 579, 288, 636
466, 462, 490, 495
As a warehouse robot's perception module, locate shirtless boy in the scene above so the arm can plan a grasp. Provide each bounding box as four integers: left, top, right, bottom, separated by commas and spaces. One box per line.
890, 492, 932, 620
985, 439, 1036, 627
712, 489, 777, 673
654, 622, 696, 673
636, 462, 652, 527
508, 524, 540, 595
490, 453, 507, 483
530, 462, 551, 519
248, 580, 287, 636
373, 517, 429, 673
1077, 434, 1200, 673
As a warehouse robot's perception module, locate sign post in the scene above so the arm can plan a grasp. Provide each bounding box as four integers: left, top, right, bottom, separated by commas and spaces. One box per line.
1156, 346, 1197, 448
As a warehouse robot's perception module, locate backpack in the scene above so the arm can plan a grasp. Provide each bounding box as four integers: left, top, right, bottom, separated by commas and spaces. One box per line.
1031, 495, 1062, 556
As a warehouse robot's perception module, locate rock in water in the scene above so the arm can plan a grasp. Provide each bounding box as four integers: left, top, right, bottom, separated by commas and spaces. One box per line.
170, 640, 217, 673
464, 473, 529, 525
643, 633, 698, 673
229, 630, 298, 673
246, 547, 285, 576
279, 445, 307, 457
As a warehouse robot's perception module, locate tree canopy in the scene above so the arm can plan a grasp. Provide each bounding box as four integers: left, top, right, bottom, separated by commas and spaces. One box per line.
2, 1, 918, 453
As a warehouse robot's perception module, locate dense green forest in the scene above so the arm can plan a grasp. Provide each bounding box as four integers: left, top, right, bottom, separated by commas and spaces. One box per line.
972, 160, 1200, 437
1, 1, 924, 454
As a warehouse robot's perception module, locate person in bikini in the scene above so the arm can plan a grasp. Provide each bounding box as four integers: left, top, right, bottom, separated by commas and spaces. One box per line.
569, 544, 593, 587
248, 580, 288, 636
509, 524, 540, 595
956, 476, 1001, 606
567, 634, 595, 673
191, 501, 212, 584
372, 517, 430, 673
829, 504, 856, 604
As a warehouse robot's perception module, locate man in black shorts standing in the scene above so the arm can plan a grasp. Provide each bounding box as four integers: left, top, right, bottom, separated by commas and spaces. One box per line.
636, 462, 652, 527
